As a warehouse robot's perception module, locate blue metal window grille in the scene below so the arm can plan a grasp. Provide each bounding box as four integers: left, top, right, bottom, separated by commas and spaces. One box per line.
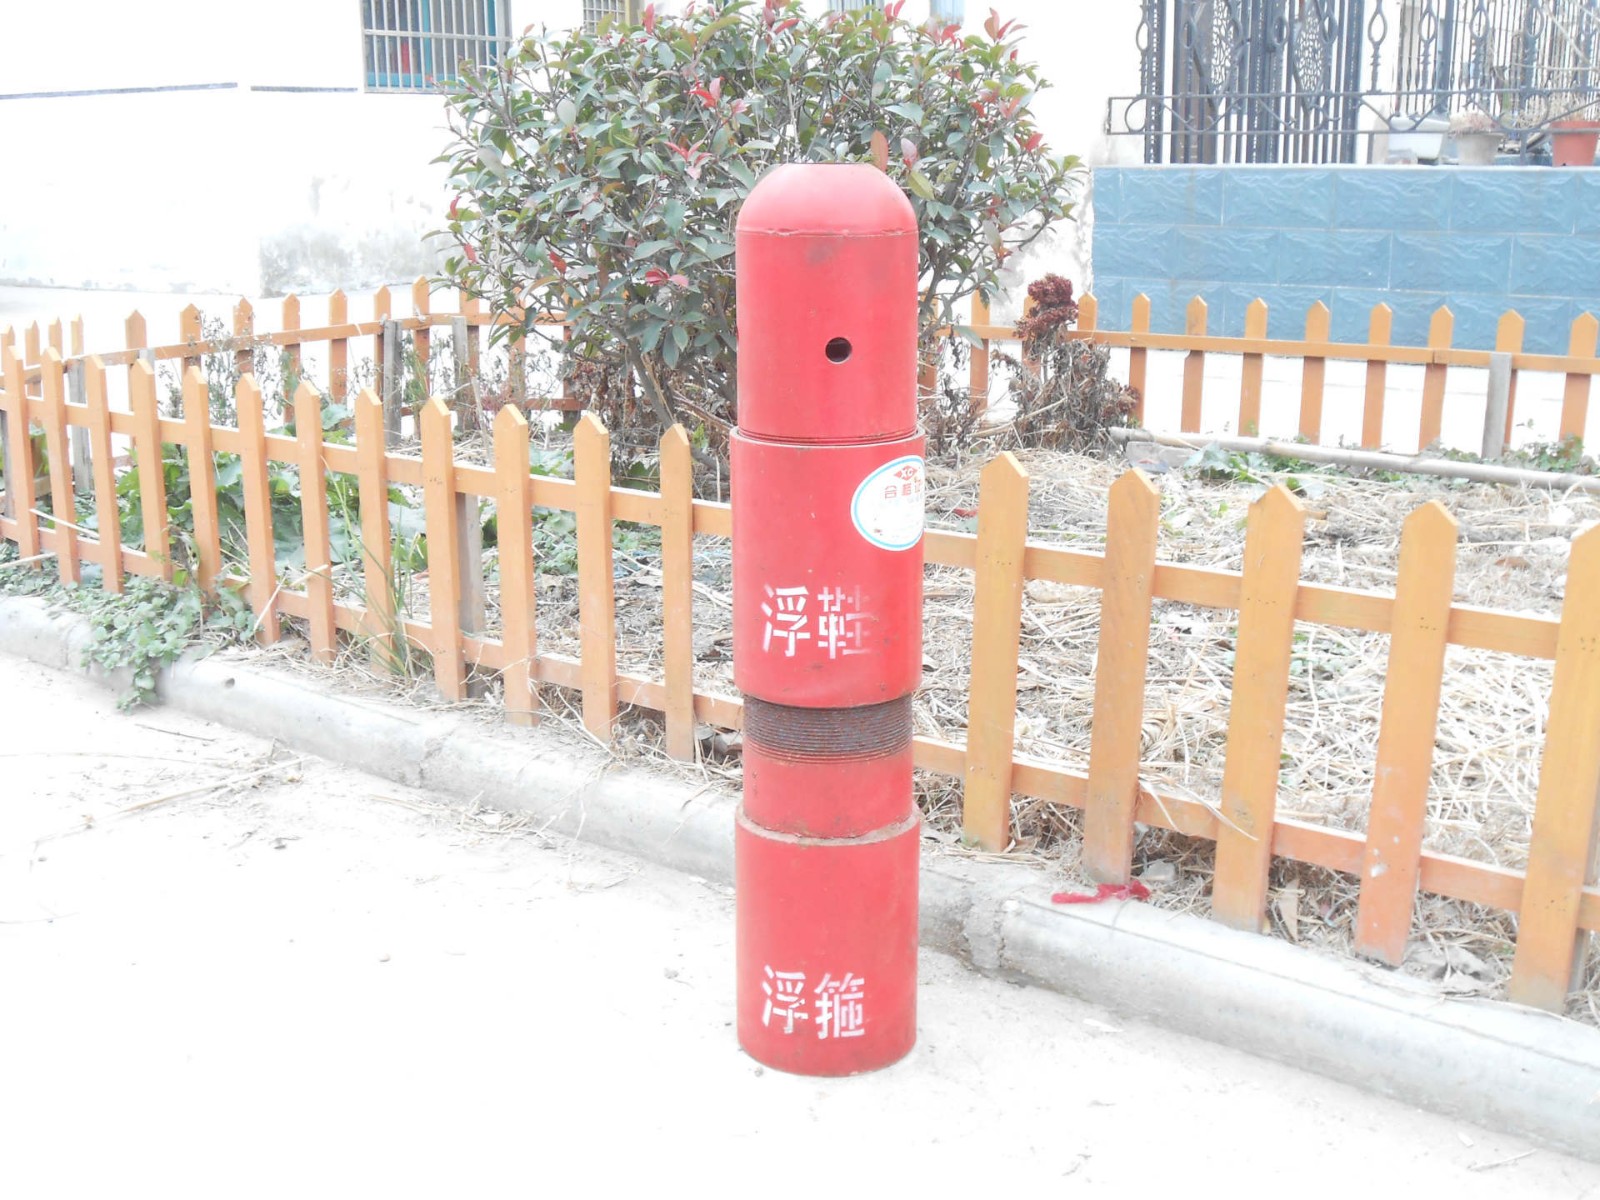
364, 0, 508, 92
828, 2, 966, 18
583, 0, 641, 33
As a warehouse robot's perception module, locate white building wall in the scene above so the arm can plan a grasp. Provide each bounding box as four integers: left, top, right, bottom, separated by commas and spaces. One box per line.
978, 2, 1145, 318
0, 0, 1133, 308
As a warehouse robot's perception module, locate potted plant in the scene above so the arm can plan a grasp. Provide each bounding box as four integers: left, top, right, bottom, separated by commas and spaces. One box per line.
1548, 92, 1599, 166
1449, 108, 1502, 164
1385, 110, 1449, 161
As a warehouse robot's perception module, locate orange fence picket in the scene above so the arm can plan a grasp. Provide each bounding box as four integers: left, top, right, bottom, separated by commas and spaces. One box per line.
283, 294, 303, 381
184, 366, 222, 594
129, 360, 172, 581
293, 380, 336, 664
1127, 293, 1150, 425
411, 277, 430, 380
968, 292, 992, 408
1212, 486, 1307, 931
1361, 303, 1393, 448
962, 452, 1030, 852
233, 299, 254, 382
180, 304, 202, 381
1418, 307, 1454, 449
1181, 297, 1207, 433
328, 289, 350, 405
1510, 526, 1600, 1010
575, 412, 618, 738
1561, 313, 1599, 444
1083, 470, 1160, 882
421, 396, 465, 696
40, 352, 78, 586
1299, 302, 1330, 443
460, 289, 483, 377
373, 285, 392, 406
83, 358, 122, 594
494, 405, 539, 725
660, 424, 696, 761
237, 375, 280, 645
1354, 502, 1458, 966
1, 345, 39, 562
354, 388, 396, 670
1238, 298, 1267, 435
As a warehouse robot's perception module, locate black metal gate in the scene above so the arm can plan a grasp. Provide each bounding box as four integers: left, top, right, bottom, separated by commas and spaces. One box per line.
1120, 0, 1600, 163
1392, 0, 1600, 117
1134, 0, 1368, 164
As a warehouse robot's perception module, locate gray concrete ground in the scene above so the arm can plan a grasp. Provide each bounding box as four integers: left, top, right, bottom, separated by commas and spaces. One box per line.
4, 653, 1600, 1198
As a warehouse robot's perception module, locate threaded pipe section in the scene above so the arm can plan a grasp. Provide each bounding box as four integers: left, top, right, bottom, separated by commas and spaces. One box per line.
742, 695, 912, 763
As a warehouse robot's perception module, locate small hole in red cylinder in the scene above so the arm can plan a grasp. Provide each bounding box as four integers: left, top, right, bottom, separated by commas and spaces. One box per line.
825, 337, 852, 363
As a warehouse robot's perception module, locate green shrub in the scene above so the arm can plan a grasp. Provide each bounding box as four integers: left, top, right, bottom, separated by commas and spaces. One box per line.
438, 0, 1081, 440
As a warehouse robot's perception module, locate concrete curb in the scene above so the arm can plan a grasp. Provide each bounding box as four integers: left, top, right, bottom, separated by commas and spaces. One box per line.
3, 593, 1598, 1160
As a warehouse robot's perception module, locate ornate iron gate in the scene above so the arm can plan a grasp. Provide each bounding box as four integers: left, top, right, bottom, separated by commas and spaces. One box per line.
1118, 0, 1600, 163
1392, 0, 1600, 117
1130, 0, 1368, 163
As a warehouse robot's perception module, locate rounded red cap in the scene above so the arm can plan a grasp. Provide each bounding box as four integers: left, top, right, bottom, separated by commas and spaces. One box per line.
735, 164, 919, 444
736, 163, 917, 237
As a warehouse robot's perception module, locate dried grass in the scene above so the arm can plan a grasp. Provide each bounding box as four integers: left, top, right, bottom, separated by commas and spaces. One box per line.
909, 448, 1596, 1022
256, 441, 1598, 1025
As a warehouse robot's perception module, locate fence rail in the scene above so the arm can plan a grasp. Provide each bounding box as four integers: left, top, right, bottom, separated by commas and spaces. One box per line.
1, 292, 1598, 1014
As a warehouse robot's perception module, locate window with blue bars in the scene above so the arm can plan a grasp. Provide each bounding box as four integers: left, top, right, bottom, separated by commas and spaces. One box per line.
583, 0, 641, 33
828, 1, 967, 17
363, 0, 509, 92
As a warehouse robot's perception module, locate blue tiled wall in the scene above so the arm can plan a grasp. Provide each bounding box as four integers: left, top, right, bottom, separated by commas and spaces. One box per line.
1091, 166, 1600, 355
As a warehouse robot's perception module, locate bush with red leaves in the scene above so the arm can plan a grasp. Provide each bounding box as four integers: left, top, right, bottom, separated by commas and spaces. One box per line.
1014, 275, 1080, 352
995, 274, 1138, 453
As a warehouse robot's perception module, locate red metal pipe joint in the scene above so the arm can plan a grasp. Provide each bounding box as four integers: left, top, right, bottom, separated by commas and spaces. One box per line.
732, 164, 924, 1076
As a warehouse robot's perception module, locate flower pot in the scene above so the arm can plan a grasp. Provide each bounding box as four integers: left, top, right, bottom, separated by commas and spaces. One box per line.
1550, 119, 1599, 166
1454, 130, 1501, 165
1387, 114, 1448, 161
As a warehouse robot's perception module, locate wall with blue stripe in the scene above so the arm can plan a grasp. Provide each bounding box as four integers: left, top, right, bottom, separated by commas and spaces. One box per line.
1091, 166, 1600, 355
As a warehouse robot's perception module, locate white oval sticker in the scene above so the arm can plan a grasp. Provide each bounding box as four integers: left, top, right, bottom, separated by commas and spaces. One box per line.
850, 455, 925, 551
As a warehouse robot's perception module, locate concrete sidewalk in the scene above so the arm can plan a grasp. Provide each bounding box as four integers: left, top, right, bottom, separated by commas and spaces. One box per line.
3, 593, 1600, 1179
3, 651, 1599, 1198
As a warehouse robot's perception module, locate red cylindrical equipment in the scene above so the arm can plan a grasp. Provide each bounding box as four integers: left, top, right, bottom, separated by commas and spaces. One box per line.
730, 434, 923, 708
733, 163, 924, 1076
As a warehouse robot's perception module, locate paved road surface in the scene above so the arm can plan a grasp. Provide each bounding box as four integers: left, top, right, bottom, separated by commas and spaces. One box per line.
2, 653, 1597, 1198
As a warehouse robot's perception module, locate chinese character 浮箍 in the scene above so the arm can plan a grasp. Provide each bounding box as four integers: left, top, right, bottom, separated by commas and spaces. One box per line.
761, 966, 809, 1034
815, 972, 866, 1040
760, 585, 810, 656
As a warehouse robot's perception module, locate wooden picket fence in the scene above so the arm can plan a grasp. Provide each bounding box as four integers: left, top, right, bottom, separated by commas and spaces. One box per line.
1, 296, 1598, 1016
8, 278, 1597, 454
965, 292, 1600, 452
2, 280, 571, 450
